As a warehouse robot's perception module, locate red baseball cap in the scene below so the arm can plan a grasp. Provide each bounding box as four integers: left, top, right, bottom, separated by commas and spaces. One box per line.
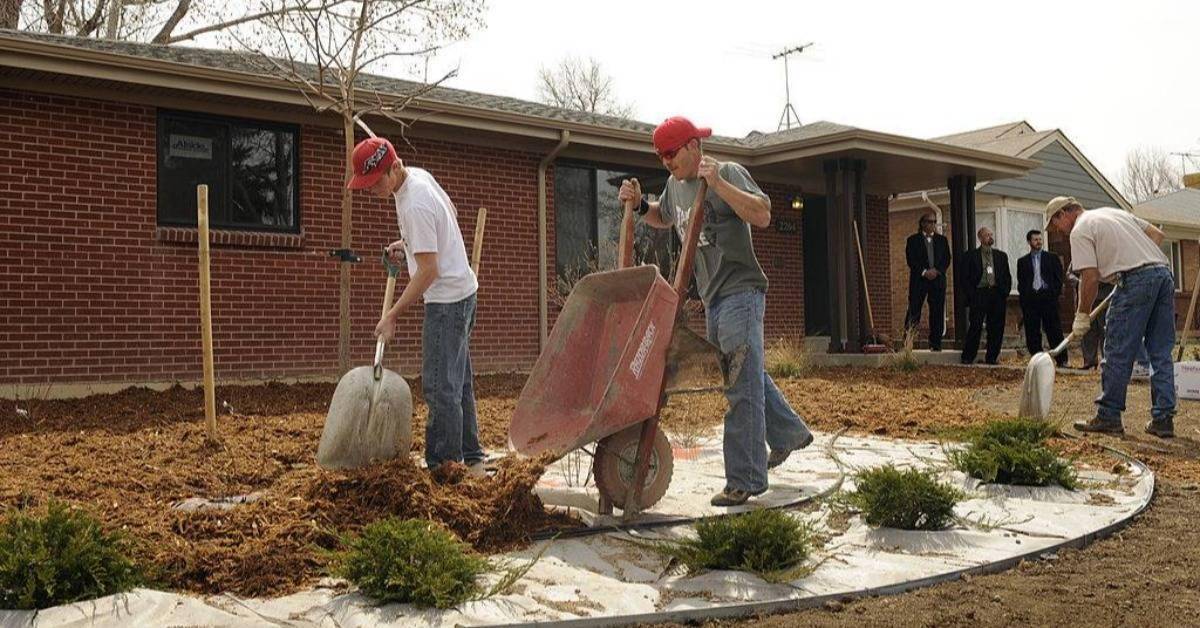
347, 137, 397, 190
652, 116, 712, 155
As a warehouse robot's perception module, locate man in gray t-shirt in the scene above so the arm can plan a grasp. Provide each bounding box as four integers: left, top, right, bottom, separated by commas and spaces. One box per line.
619, 116, 813, 507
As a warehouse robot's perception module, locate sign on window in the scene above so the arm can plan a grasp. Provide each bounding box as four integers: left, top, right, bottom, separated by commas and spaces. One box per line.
169, 135, 213, 160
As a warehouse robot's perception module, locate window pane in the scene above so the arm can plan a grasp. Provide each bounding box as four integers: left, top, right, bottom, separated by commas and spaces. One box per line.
1161, 241, 1182, 289
595, 169, 624, 270
554, 166, 595, 284
1007, 210, 1045, 283
595, 169, 675, 276
976, 211, 996, 240
158, 117, 227, 225
230, 126, 296, 230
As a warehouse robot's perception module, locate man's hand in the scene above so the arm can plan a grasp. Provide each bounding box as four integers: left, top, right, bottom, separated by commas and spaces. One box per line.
923, 269, 939, 280
618, 178, 642, 205
698, 156, 722, 186
1071, 312, 1091, 339
684, 299, 704, 317
375, 312, 398, 343
385, 239, 406, 265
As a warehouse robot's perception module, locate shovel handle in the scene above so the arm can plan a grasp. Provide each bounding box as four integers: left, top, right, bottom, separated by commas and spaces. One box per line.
1048, 289, 1115, 358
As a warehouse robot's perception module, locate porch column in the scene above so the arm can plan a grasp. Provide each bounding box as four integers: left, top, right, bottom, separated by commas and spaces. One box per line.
948, 174, 977, 344
823, 158, 867, 353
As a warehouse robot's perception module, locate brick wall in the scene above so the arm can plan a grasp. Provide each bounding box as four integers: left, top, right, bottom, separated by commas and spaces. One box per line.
0, 88, 543, 385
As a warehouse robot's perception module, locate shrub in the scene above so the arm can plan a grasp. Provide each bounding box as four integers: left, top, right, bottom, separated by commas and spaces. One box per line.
328, 518, 488, 609
847, 465, 962, 530
892, 328, 921, 372
653, 509, 815, 581
0, 501, 142, 610
766, 337, 809, 379
950, 418, 1077, 490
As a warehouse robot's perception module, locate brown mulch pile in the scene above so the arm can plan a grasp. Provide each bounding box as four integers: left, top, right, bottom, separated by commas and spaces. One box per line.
0, 376, 571, 597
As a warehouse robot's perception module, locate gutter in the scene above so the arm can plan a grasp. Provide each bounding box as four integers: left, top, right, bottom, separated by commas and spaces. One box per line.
538, 130, 571, 350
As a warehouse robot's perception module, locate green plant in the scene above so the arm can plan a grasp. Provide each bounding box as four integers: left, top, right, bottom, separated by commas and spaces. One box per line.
328, 518, 489, 609
892, 327, 921, 372
0, 501, 142, 610
766, 337, 809, 379
949, 418, 1077, 490
653, 509, 816, 582
847, 465, 962, 530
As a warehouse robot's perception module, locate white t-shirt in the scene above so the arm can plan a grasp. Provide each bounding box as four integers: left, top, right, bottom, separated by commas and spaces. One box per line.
1069, 207, 1168, 282
392, 167, 478, 303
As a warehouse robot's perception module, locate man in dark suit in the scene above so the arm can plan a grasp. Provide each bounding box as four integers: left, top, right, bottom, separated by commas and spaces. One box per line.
905, 213, 952, 350
1017, 229, 1067, 366
960, 227, 1012, 365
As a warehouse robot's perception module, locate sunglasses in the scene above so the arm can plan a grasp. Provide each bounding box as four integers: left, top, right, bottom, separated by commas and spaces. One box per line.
656, 139, 692, 160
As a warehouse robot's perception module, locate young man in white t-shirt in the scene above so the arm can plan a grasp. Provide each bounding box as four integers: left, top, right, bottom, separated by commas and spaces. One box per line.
1046, 196, 1175, 438
347, 137, 485, 473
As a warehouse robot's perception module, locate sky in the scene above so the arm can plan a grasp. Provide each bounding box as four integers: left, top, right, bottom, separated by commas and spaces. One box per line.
413, 0, 1200, 187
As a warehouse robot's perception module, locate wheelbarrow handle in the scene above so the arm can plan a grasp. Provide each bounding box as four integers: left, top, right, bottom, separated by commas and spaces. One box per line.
1048, 289, 1114, 358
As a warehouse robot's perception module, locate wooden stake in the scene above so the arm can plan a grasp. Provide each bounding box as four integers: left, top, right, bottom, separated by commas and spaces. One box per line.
471, 207, 487, 276
197, 185, 217, 441
1177, 238, 1200, 362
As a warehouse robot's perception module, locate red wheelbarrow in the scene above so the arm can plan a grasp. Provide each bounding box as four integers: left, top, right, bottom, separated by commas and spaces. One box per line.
510, 181, 715, 518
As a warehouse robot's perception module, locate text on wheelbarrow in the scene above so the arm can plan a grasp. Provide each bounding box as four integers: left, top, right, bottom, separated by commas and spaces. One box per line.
629, 322, 657, 380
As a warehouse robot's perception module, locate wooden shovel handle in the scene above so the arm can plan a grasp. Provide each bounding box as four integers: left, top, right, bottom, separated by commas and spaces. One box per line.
672, 180, 708, 306
472, 207, 487, 276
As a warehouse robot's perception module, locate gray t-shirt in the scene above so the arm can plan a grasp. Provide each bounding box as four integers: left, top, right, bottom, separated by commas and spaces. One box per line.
658, 162, 769, 306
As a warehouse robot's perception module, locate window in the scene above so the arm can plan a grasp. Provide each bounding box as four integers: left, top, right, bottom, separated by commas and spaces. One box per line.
975, 206, 1049, 295
554, 163, 673, 285
1161, 240, 1183, 291
157, 111, 300, 232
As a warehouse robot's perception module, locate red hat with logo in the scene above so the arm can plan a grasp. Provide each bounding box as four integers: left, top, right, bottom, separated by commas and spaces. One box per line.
347, 137, 397, 190
652, 116, 712, 155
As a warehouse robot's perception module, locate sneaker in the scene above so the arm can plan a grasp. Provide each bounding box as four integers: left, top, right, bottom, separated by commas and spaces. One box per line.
710, 487, 766, 507
768, 432, 814, 469
1073, 418, 1125, 435
466, 461, 488, 478
1144, 420, 1175, 438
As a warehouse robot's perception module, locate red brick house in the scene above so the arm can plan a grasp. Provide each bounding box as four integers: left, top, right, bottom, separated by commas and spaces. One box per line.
0, 31, 1036, 396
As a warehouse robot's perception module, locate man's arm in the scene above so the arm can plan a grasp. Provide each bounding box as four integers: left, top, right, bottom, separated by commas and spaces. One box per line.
641, 201, 671, 229
935, 236, 951, 274
1017, 258, 1030, 298
377, 252, 438, 340
1145, 224, 1166, 246
700, 158, 771, 228
1076, 267, 1100, 315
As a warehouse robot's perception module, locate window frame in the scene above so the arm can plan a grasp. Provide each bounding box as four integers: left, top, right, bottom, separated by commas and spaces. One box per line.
156, 109, 302, 234
1161, 239, 1184, 293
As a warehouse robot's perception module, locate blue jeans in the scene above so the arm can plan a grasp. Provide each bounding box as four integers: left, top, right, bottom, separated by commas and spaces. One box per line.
706, 289, 813, 493
422, 293, 483, 468
1096, 266, 1176, 424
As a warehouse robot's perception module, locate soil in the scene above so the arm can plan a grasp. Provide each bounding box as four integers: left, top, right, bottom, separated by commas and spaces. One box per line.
650, 366, 1200, 628
5, 364, 1200, 625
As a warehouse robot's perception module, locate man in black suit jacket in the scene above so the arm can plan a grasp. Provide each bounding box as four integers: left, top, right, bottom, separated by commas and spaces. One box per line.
960, 227, 1012, 365
905, 213, 952, 350
1017, 229, 1067, 366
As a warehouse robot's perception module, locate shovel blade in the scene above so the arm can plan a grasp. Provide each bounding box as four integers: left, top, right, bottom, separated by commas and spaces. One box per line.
1018, 351, 1057, 420
318, 366, 414, 469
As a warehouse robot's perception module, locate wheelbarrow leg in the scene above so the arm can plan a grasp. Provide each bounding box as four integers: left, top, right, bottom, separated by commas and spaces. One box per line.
594, 439, 614, 516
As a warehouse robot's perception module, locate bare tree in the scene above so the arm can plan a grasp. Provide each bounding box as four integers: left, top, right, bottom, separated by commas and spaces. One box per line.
242, 0, 482, 374
1119, 146, 1182, 204
537, 56, 635, 119
16, 0, 376, 44
1, 0, 21, 29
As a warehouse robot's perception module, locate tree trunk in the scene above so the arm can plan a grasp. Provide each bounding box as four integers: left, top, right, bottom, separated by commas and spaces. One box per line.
338, 114, 354, 375
0, 0, 20, 29
104, 0, 121, 39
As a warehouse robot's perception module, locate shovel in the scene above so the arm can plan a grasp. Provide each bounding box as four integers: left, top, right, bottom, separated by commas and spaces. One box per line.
317, 248, 414, 469
1018, 290, 1114, 421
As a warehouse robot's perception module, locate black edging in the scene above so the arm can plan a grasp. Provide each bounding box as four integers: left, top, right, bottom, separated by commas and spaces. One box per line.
496, 450, 1154, 628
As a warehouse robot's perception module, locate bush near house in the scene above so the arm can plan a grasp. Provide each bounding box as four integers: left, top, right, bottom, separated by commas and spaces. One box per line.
950, 418, 1078, 489
0, 501, 142, 610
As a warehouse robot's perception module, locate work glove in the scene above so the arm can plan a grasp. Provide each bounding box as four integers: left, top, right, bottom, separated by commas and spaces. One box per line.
1071, 312, 1091, 339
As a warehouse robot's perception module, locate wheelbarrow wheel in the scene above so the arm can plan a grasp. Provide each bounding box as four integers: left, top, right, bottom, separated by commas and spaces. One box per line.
593, 425, 674, 511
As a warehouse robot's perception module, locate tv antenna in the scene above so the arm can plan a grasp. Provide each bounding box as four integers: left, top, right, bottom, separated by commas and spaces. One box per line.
773, 42, 812, 131
1170, 151, 1200, 174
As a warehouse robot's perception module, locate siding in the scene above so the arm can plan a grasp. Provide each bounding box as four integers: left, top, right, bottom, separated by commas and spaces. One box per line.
980, 142, 1121, 209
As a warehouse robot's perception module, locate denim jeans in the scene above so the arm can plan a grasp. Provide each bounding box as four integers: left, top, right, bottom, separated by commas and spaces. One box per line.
1096, 266, 1176, 424
706, 289, 813, 493
422, 293, 483, 468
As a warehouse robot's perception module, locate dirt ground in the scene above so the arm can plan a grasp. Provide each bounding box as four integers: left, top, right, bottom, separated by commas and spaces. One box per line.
4, 364, 1200, 625
652, 367, 1200, 628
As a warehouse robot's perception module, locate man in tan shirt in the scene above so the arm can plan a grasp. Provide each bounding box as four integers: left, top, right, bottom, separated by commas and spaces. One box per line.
1046, 196, 1175, 438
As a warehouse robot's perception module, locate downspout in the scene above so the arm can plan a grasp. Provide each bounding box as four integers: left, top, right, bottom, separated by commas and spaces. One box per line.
920, 191, 945, 234
538, 130, 571, 351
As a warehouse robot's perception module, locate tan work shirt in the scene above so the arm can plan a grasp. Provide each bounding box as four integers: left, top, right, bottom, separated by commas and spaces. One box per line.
1069, 207, 1168, 282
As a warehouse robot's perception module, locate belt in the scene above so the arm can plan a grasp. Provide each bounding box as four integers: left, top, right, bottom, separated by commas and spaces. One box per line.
1118, 263, 1168, 279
